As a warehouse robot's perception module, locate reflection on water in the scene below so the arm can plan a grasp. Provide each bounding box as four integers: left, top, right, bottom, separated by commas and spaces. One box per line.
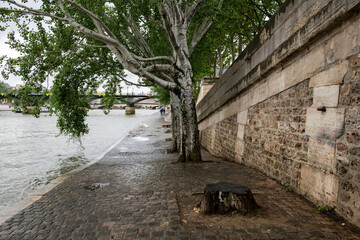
0, 109, 156, 212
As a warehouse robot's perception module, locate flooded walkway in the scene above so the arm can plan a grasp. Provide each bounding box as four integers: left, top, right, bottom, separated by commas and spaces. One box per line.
0, 115, 359, 239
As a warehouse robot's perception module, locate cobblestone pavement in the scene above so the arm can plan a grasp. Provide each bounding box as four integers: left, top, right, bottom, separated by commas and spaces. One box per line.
0, 114, 360, 240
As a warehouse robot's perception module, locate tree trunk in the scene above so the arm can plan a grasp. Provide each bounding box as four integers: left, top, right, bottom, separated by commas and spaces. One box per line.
218, 46, 224, 78
238, 34, 243, 56
170, 92, 181, 152
168, 17, 202, 162
177, 73, 202, 162
213, 54, 217, 80
230, 35, 235, 63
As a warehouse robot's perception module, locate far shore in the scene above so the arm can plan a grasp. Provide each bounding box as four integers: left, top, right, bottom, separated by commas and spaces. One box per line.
0, 104, 11, 111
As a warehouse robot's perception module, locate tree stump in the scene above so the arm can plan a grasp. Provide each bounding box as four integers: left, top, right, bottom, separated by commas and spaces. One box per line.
200, 182, 259, 215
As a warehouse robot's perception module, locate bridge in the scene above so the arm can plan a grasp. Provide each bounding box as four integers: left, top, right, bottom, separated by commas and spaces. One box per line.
0, 93, 158, 115
88, 94, 159, 114
0, 93, 153, 99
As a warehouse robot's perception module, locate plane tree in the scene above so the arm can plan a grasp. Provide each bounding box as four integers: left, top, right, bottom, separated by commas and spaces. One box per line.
0, 0, 225, 162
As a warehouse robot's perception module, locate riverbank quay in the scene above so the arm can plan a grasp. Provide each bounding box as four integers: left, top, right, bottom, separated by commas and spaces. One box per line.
0, 105, 11, 111
0, 115, 359, 239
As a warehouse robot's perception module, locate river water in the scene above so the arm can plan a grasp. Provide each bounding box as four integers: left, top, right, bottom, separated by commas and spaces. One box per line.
0, 109, 157, 212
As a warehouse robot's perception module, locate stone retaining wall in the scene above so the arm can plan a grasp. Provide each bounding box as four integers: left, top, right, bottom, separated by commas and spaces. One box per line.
197, 0, 360, 227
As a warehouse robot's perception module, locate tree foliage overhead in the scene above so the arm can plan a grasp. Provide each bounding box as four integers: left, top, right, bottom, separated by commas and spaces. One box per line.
196, 0, 284, 80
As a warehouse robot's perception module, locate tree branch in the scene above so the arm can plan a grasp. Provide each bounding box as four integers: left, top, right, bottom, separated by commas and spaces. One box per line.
108, 43, 176, 91
133, 55, 174, 63
185, 0, 205, 23
144, 64, 175, 74
2, 0, 177, 91
239, 11, 261, 34
120, 76, 152, 87
60, 1, 176, 91
171, 1, 184, 26
63, 0, 116, 38
248, 0, 272, 18
82, 44, 108, 48
188, 0, 223, 56
189, 17, 212, 56
160, 6, 182, 58
121, 12, 153, 57
0, 0, 69, 22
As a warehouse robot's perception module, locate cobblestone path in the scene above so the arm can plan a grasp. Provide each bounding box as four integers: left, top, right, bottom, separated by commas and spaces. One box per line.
0, 115, 359, 239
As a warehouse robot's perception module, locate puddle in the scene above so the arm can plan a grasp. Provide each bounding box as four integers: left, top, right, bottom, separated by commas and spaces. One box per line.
140, 123, 149, 128
119, 147, 128, 152
132, 136, 149, 142
83, 183, 110, 191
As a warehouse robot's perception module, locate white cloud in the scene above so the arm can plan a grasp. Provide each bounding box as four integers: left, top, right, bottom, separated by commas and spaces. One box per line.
121, 71, 150, 95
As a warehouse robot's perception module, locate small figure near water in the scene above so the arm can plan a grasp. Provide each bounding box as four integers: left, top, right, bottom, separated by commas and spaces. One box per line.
160, 108, 165, 115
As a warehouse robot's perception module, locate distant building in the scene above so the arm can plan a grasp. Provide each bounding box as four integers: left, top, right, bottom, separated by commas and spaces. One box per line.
196, 79, 215, 105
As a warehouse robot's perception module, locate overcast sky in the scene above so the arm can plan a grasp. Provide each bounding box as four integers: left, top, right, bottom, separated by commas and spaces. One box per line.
0, 1, 150, 94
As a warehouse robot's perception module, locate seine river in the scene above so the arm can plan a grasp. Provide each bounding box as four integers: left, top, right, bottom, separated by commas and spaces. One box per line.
0, 108, 157, 212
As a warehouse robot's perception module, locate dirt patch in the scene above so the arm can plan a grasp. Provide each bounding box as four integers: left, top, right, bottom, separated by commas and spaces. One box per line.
177, 192, 290, 230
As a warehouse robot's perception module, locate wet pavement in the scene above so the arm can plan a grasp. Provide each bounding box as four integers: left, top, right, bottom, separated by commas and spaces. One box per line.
0, 114, 359, 239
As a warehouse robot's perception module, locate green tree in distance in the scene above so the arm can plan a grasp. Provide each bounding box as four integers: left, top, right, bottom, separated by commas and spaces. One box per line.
0, 81, 9, 94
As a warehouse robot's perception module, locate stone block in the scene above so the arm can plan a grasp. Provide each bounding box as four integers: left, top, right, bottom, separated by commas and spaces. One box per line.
199, 111, 219, 131
235, 153, 243, 164
223, 99, 241, 121
210, 127, 216, 150
237, 109, 248, 125
284, 46, 325, 90
313, 85, 340, 108
198, 119, 207, 131
305, 107, 345, 140
300, 164, 339, 207
324, 17, 360, 65
251, 80, 269, 106
268, 69, 285, 97
240, 91, 253, 111
237, 124, 246, 141
308, 137, 336, 170
235, 139, 245, 157
309, 61, 348, 87
196, 81, 215, 105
